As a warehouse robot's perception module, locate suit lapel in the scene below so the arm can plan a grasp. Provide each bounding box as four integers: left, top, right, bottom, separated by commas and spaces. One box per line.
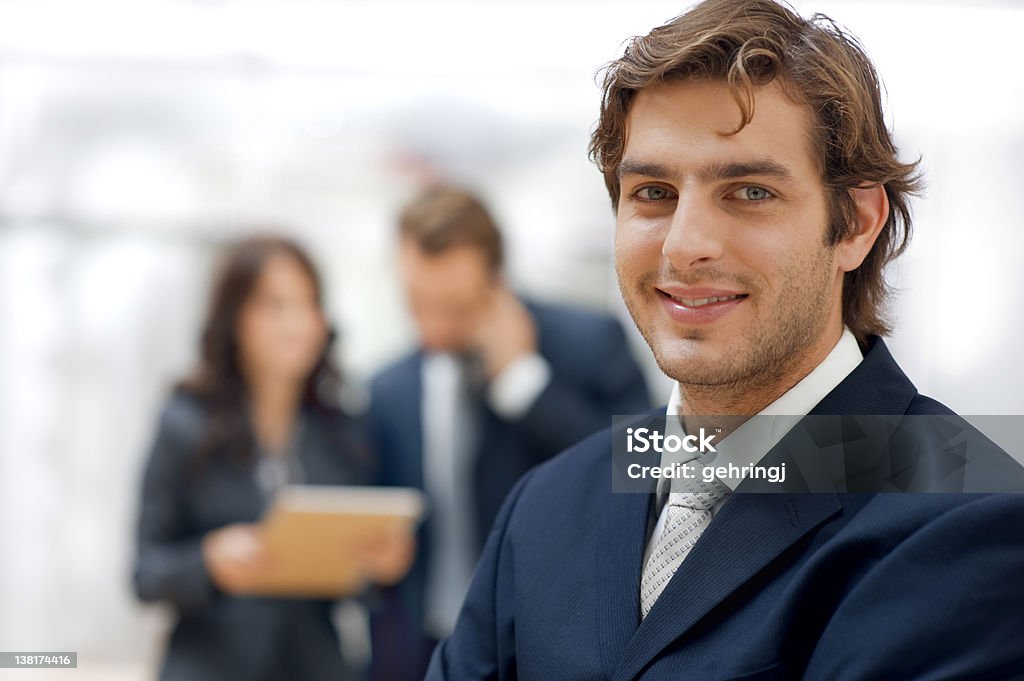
598, 414, 666, 679
598, 485, 652, 680
611, 491, 840, 681
608, 337, 915, 679
372, 352, 427, 488
410, 355, 426, 488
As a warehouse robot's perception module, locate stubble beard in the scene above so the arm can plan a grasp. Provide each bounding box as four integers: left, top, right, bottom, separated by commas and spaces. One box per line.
619, 246, 837, 413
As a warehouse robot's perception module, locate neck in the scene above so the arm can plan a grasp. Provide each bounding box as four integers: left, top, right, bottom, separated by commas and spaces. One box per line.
676, 326, 843, 436
246, 373, 304, 454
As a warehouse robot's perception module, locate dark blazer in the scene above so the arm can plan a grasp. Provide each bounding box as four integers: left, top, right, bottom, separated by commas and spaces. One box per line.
133, 392, 373, 681
427, 337, 1024, 681
367, 299, 652, 678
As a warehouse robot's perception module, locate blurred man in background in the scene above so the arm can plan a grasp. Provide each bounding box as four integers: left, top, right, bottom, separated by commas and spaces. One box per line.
367, 185, 651, 680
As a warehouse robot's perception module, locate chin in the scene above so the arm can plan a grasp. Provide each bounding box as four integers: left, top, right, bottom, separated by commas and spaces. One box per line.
651, 335, 736, 384
655, 353, 710, 385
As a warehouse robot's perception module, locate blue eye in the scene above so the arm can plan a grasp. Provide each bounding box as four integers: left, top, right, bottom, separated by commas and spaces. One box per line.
735, 186, 772, 201
635, 186, 674, 201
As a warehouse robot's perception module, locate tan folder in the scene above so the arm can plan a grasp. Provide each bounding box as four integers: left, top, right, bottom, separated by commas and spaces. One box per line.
249, 484, 426, 598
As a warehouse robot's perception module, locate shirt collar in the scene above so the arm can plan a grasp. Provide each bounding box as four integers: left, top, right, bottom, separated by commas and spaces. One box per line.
662, 327, 863, 491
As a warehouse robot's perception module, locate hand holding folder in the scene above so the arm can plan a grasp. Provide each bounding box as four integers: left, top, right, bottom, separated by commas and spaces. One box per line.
205, 485, 426, 598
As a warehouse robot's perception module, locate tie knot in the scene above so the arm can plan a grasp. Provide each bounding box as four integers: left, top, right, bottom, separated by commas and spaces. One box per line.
667, 477, 729, 510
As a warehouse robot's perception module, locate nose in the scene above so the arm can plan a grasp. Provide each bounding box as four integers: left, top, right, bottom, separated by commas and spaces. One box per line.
661, 191, 724, 269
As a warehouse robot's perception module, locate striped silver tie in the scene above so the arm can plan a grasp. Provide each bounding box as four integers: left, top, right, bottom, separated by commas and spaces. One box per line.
640, 479, 730, 619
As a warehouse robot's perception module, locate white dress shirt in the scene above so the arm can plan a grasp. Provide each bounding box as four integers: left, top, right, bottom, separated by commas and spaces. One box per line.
421, 350, 551, 635
422, 353, 477, 636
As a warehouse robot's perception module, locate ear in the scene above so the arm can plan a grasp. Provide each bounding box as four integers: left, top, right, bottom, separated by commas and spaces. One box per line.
835, 184, 889, 273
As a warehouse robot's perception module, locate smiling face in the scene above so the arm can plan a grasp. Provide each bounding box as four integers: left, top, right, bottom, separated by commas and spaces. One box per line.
615, 79, 846, 407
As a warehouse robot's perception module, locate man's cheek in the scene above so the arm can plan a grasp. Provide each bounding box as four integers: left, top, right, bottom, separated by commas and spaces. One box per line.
615, 229, 650, 268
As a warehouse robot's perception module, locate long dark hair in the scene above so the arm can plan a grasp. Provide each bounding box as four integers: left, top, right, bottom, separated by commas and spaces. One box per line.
177, 235, 342, 465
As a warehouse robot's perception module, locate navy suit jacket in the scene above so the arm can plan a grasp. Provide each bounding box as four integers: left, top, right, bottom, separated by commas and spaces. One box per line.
368, 299, 651, 678
427, 337, 1024, 681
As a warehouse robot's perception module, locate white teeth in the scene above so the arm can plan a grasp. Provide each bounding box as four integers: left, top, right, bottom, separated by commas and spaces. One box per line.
674, 294, 742, 307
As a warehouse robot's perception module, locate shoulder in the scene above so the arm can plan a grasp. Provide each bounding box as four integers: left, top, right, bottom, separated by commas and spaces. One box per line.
514, 410, 661, 497
471, 425, 614, 557
370, 351, 421, 396
368, 352, 422, 429
155, 390, 209, 446
141, 391, 210, 479
527, 299, 633, 370
905, 393, 956, 415
503, 424, 616, 512
528, 299, 623, 337
902, 393, 1024, 490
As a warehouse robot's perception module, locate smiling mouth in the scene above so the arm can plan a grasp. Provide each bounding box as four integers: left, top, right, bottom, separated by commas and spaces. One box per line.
658, 291, 749, 308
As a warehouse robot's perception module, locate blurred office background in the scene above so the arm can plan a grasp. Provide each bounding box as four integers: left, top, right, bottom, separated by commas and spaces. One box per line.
0, 0, 1021, 678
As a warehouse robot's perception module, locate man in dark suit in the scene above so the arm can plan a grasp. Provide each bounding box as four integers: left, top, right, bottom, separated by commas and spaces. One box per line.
368, 186, 652, 679
426, 1, 1024, 679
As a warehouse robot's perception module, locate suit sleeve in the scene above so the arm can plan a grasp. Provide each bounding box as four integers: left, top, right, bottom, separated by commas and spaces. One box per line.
803, 493, 1024, 680
514, 315, 651, 453
132, 401, 220, 613
424, 469, 535, 681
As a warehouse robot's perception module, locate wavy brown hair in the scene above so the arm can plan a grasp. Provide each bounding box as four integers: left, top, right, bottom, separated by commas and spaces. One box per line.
178, 235, 342, 465
589, 0, 924, 343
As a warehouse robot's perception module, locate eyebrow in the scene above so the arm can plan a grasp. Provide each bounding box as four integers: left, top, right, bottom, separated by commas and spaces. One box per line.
617, 158, 796, 184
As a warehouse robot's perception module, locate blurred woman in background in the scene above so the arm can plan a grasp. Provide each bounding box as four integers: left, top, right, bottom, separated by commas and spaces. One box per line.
133, 235, 412, 681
